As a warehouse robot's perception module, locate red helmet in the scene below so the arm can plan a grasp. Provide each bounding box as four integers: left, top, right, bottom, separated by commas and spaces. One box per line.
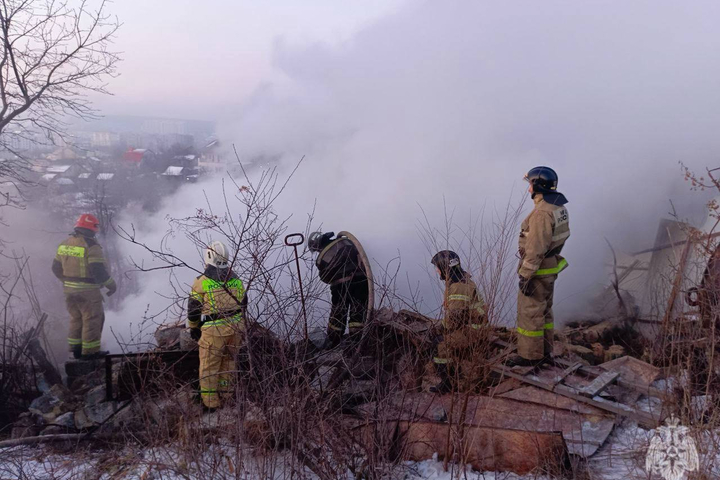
75, 213, 100, 232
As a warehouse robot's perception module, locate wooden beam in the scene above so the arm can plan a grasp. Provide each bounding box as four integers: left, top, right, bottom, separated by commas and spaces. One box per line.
633, 231, 720, 255
491, 365, 658, 427
578, 371, 620, 397
551, 362, 582, 387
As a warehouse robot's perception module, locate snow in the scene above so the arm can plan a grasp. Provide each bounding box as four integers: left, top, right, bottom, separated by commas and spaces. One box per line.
56, 178, 74, 185
78, 173, 91, 179
46, 165, 71, 173
97, 173, 114, 180
588, 420, 720, 480
162, 166, 184, 176
41, 173, 57, 181
402, 458, 552, 479
0, 447, 556, 480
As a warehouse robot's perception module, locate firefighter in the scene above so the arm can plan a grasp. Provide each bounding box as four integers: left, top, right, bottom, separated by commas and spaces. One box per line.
507, 166, 570, 367
187, 240, 246, 412
429, 250, 486, 393
52, 214, 116, 360
308, 232, 369, 349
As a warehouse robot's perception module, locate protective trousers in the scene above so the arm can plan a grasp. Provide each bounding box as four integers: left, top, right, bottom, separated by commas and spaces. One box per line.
198, 326, 242, 408
517, 276, 555, 360
327, 277, 369, 343
66, 289, 105, 356
434, 327, 488, 391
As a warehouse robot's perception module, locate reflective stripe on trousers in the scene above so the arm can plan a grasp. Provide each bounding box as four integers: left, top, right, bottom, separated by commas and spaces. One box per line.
517, 323, 554, 337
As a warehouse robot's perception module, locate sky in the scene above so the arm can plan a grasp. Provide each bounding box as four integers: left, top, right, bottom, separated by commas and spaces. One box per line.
97, 0, 408, 120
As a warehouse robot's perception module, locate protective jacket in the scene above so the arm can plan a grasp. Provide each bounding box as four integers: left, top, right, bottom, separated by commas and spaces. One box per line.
433, 273, 487, 372
52, 230, 115, 294
316, 237, 366, 286
188, 265, 246, 330
516, 192, 569, 361
518, 193, 570, 279
442, 275, 486, 331
188, 265, 246, 409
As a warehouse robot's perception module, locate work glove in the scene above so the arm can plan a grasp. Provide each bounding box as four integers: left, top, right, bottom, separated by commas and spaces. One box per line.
518, 276, 533, 296
105, 281, 117, 297
190, 328, 202, 342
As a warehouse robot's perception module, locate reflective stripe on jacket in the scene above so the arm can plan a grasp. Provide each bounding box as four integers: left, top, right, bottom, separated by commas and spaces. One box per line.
53, 234, 113, 291
518, 194, 570, 278
442, 275, 486, 331
189, 274, 245, 329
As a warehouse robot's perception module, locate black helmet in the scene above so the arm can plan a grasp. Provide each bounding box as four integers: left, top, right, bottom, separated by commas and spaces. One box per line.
308, 231, 335, 252
431, 250, 461, 272
524, 166, 558, 195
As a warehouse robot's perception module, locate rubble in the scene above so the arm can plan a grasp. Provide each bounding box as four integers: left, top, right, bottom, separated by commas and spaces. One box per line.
28, 384, 75, 424
3, 296, 671, 476
10, 412, 44, 439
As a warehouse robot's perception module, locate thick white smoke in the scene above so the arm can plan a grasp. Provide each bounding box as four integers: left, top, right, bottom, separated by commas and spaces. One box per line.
105, 0, 720, 350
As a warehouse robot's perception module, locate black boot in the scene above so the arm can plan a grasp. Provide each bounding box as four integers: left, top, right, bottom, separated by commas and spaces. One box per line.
71, 346, 82, 360
81, 350, 109, 361
429, 363, 453, 394
504, 354, 548, 368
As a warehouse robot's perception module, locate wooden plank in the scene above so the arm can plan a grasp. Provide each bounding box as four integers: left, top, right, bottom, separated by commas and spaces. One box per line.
490, 338, 668, 400
491, 365, 658, 427
487, 344, 517, 365
551, 362, 582, 387
554, 356, 668, 399
578, 371, 619, 397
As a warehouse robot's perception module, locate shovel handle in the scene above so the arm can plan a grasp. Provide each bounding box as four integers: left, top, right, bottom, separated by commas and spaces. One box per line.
284, 233, 305, 247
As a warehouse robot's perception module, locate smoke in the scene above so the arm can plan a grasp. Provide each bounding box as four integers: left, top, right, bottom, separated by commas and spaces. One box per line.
104, 0, 720, 348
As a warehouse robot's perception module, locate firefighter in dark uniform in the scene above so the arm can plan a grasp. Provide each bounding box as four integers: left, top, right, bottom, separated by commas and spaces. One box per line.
308, 232, 369, 349
429, 250, 487, 393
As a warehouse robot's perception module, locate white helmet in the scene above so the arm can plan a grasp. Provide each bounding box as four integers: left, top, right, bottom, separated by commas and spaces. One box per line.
205, 240, 230, 269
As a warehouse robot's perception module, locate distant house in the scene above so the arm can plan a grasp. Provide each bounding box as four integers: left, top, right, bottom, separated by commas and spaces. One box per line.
91, 131, 120, 148
172, 154, 199, 169
201, 140, 225, 163
161, 166, 184, 177
46, 165, 72, 175
122, 148, 157, 170
45, 164, 85, 179
123, 148, 148, 163
161, 165, 198, 183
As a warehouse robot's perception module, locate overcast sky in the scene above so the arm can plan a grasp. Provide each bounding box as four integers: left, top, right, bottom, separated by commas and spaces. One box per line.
97, 0, 407, 119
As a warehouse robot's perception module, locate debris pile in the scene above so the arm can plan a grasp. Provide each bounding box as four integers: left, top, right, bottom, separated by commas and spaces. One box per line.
2, 302, 671, 475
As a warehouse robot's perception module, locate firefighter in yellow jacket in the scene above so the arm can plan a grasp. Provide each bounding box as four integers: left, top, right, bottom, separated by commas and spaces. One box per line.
187, 240, 246, 411
52, 214, 117, 360
430, 250, 486, 393
508, 166, 570, 367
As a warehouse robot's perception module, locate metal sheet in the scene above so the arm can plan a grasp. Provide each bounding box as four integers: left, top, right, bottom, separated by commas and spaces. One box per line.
358, 392, 615, 458
397, 421, 568, 475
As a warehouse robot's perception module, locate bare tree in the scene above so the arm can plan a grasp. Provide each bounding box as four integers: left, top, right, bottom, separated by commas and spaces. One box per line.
0, 0, 120, 196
